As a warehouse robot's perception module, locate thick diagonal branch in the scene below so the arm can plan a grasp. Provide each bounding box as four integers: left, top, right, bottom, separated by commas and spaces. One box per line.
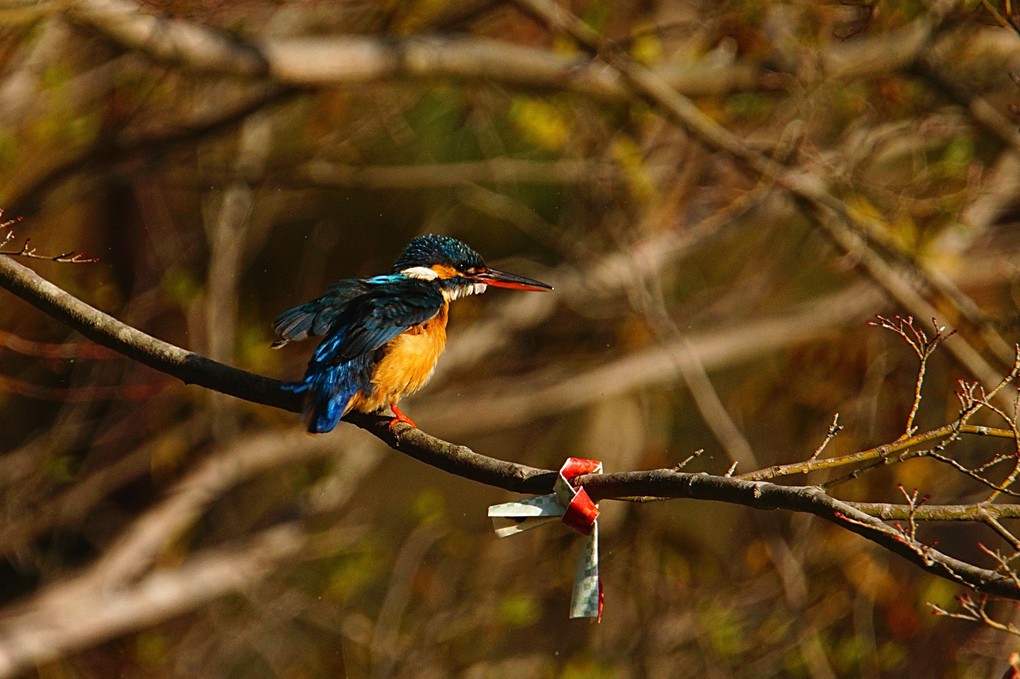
1, 255, 1020, 601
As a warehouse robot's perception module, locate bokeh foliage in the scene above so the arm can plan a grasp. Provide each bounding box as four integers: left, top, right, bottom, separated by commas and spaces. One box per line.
1, 0, 1020, 677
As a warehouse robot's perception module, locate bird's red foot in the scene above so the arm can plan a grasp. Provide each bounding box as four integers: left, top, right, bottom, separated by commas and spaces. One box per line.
388, 403, 417, 430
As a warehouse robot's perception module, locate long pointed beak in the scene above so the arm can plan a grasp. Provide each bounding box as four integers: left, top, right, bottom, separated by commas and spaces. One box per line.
475, 268, 553, 292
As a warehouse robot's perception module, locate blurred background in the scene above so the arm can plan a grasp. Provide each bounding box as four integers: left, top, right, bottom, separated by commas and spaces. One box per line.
1, 0, 1020, 677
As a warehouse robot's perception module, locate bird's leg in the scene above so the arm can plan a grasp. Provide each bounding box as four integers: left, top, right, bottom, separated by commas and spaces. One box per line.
388, 402, 417, 430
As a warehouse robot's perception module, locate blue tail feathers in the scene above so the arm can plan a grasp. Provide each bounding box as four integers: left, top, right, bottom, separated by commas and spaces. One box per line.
304, 365, 355, 434
300, 353, 376, 434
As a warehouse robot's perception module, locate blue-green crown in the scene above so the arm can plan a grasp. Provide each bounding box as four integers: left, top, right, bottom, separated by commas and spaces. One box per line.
392, 234, 485, 274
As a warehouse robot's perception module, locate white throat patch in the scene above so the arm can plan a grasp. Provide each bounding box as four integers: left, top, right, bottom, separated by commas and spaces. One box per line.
443, 283, 488, 301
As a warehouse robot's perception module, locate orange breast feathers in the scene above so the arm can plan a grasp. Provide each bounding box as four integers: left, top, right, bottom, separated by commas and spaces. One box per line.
346, 303, 450, 415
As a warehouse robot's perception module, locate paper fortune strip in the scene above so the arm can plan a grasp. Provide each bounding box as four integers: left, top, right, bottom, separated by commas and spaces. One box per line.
488, 457, 604, 621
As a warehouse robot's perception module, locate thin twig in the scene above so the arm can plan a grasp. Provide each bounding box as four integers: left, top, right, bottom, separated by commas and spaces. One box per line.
810, 413, 843, 460
896, 484, 931, 542
0, 213, 98, 263
869, 315, 956, 437
674, 449, 704, 470
930, 593, 1020, 638
743, 422, 1014, 482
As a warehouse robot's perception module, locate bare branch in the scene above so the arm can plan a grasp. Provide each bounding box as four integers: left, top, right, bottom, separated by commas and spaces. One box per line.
0, 254, 299, 412
847, 502, 1020, 522
810, 413, 843, 460
674, 449, 704, 470
574, 470, 1020, 598
0, 212, 98, 263
67, 0, 269, 75
66, 0, 762, 99
743, 422, 1015, 482
930, 593, 1020, 639
3, 244, 1020, 602
869, 315, 956, 437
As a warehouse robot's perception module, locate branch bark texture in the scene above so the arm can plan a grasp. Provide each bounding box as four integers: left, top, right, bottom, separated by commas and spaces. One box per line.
1, 254, 1018, 603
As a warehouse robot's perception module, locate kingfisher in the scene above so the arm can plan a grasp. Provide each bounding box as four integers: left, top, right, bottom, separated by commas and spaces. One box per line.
272, 234, 552, 433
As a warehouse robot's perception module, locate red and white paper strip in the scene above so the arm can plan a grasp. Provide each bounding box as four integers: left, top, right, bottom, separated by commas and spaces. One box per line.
488, 458, 603, 620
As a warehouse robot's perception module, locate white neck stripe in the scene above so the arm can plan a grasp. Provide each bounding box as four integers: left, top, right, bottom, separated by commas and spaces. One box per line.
401, 266, 439, 280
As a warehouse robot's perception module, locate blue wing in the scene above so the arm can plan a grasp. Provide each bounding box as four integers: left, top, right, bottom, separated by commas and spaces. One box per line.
275, 276, 446, 433
271, 279, 370, 348
309, 276, 446, 366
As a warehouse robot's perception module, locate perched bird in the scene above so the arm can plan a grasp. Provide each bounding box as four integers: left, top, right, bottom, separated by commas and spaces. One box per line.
273, 234, 552, 433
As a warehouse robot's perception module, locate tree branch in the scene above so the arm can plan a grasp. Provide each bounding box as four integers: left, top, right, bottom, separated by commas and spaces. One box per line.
66, 0, 748, 99
743, 423, 1014, 482
578, 470, 1020, 598
2, 254, 1020, 601
0, 254, 298, 412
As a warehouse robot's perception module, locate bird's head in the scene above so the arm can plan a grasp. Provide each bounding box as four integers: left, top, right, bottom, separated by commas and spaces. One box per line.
393, 234, 552, 301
